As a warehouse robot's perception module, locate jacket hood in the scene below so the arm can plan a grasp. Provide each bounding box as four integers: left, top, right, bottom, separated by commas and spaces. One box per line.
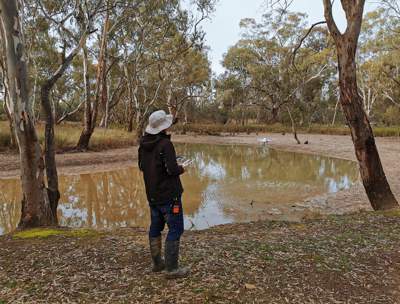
140, 132, 170, 151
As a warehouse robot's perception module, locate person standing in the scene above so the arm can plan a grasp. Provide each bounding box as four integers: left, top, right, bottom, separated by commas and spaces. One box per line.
138, 110, 189, 279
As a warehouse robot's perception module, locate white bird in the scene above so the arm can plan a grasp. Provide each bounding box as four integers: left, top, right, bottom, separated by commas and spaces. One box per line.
258, 137, 272, 145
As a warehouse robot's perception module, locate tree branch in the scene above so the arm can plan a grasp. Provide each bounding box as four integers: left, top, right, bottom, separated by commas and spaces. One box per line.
44, 31, 89, 91
291, 20, 327, 66
344, 0, 366, 40
323, 0, 342, 42
56, 100, 85, 124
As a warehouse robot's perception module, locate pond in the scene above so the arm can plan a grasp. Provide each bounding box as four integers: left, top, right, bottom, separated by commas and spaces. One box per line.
0, 144, 359, 235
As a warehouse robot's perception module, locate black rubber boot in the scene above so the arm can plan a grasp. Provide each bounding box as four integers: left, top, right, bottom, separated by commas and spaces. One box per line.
149, 236, 165, 272
164, 240, 190, 279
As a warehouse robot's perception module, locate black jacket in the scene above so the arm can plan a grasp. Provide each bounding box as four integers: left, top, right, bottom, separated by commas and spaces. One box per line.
138, 132, 184, 205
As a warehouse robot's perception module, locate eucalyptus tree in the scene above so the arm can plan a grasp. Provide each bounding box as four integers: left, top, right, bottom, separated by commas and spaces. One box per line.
98, 65, 126, 128
76, 0, 110, 151
112, 0, 213, 139
0, 18, 16, 147
219, 41, 254, 124
0, 0, 55, 228
97, 21, 128, 129
214, 74, 247, 124
374, 5, 400, 109
322, 0, 398, 210
23, 0, 104, 214
264, 0, 399, 210
160, 41, 211, 120
219, 10, 334, 136
0, 0, 109, 228
117, 0, 178, 134
357, 8, 400, 120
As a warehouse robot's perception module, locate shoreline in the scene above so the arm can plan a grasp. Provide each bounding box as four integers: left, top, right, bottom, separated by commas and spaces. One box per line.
0, 132, 359, 179
1, 133, 399, 216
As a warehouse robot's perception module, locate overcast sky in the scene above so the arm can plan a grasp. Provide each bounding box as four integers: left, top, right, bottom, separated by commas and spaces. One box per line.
202, 0, 380, 75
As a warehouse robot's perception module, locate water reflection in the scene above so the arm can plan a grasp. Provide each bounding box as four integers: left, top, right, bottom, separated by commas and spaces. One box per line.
0, 144, 359, 234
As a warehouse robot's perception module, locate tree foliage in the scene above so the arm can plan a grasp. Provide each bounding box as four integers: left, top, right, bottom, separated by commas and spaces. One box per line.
214, 4, 400, 127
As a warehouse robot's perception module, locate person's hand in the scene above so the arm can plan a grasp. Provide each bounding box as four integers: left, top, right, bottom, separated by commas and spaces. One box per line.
177, 165, 185, 175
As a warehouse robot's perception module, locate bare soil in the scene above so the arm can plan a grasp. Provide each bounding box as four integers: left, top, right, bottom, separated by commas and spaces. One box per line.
0, 147, 139, 179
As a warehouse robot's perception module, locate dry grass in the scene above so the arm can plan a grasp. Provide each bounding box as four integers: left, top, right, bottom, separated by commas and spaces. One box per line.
0, 121, 136, 152
0, 122, 12, 148
1, 120, 399, 153
174, 123, 400, 137
1, 211, 399, 303
47, 123, 136, 151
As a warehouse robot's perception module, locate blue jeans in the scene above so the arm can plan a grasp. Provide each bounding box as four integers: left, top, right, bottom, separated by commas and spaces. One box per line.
149, 198, 184, 241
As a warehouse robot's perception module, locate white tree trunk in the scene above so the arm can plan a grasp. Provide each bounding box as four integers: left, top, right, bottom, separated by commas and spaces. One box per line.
0, 0, 54, 228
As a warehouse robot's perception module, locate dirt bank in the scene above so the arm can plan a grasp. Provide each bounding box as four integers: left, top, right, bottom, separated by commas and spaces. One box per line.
1, 133, 399, 215
0, 147, 139, 179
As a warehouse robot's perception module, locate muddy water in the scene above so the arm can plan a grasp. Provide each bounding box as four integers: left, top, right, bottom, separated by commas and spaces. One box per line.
0, 144, 359, 235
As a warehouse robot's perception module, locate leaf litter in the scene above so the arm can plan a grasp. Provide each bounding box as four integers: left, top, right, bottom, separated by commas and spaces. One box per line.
0, 211, 399, 303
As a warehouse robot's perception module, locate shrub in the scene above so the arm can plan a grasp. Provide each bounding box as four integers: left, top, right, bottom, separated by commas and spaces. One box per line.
382, 106, 400, 126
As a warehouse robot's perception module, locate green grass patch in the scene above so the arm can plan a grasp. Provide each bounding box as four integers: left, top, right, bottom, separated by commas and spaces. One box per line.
4, 280, 17, 289
13, 228, 97, 239
374, 126, 400, 137
379, 209, 400, 217
193, 287, 205, 294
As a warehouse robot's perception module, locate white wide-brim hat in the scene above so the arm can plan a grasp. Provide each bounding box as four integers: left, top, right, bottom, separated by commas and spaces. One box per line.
145, 110, 174, 135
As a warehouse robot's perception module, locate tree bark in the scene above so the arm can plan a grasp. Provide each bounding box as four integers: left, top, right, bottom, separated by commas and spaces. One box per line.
127, 110, 135, 133
331, 99, 340, 126
40, 32, 87, 220
323, 0, 398, 210
337, 46, 398, 210
123, 62, 136, 133
41, 78, 74, 219
270, 105, 279, 123
99, 79, 110, 129
99, 101, 109, 128
135, 118, 146, 144
99, 76, 125, 128
76, 46, 93, 151
40, 83, 60, 220
0, 22, 16, 147
77, 8, 109, 150
1, 0, 55, 228
99, 31, 109, 127
2, 83, 17, 147
287, 106, 301, 144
